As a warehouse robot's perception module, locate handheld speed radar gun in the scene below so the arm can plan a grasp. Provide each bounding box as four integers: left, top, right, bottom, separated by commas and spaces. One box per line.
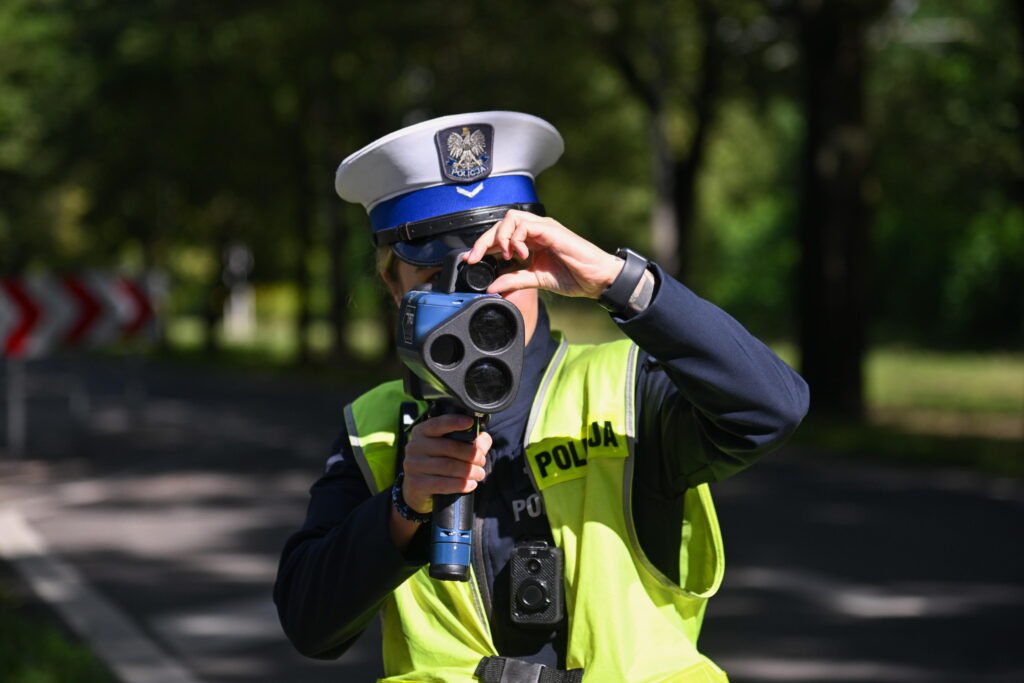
396, 249, 525, 581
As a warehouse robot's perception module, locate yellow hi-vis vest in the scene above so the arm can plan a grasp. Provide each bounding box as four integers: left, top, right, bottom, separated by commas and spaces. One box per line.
344, 335, 728, 683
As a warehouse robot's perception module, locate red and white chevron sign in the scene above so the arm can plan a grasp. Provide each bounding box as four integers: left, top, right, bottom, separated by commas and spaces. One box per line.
0, 273, 160, 358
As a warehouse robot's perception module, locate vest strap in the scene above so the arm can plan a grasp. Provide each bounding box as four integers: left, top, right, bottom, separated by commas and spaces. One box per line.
394, 401, 421, 473
474, 656, 583, 683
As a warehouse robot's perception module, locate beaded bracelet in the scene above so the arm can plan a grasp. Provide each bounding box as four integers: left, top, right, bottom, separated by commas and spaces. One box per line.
392, 473, 432, 524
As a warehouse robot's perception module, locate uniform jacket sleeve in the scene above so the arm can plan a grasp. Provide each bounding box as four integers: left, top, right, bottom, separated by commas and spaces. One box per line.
617, 265, 809, 582
620, 264, 809, 490
273, 431, 429, 659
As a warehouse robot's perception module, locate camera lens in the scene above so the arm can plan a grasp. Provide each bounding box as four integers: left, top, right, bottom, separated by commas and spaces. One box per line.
515, 579, 549, 613
464, 359, 511, 406
429, 335, 464, 368
469, 304, 516, 352
527, 558, 542, 574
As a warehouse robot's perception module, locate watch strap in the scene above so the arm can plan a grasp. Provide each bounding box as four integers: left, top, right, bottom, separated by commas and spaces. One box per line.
598, 248, 650, 315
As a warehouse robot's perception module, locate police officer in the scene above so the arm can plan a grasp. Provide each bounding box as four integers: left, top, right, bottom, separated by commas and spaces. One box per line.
274, 112, 810, 682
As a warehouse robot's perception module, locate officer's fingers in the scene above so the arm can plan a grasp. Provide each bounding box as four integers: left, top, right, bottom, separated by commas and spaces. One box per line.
408, 453, 486, 482
405, 473, 479, 500
469, 210, 532, 262
496, 213, 526, 260
509, 221, 531, 260
469, 433, 491, 467
500, 211, 554, 257
410, 414, 475, 439
487, 268, 541, 295
404, 435, 478, 463
515, 214, 582, 254
468, 210, 555, 264
403, 446, 487, 489
466, 223, 501, 264
474, 431, 492, 460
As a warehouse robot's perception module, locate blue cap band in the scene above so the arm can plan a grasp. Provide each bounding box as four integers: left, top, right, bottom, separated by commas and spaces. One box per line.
370, 175, 539, 233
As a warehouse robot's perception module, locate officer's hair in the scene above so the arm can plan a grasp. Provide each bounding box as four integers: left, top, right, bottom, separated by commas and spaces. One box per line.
376, 246, 400, 281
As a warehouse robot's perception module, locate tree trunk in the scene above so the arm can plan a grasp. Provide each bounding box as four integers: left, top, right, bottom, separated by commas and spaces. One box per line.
203, 231, 228, 356
326, 172, 348, 365
796, 0, 882, 417
649, 108, 679, 274
671, 0, 722, 282
315, 93, 350, 367
292, 123, 313, 366
1014, 2, 1024, 206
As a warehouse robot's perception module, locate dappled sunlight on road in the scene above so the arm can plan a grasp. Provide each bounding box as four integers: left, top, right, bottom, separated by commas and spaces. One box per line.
701, 454, 1024, 682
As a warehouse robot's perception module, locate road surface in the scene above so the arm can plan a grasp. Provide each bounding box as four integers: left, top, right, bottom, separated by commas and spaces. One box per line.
1, 356, 1021, 682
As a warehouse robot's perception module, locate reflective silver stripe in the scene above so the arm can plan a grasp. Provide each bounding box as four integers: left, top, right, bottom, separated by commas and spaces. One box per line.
620, 345, 708, 598
344, 403, 380, 494
521, 336, 569, 494
472, 512, 493, 621
624, 343, 638, 439
467, 562, 491, 634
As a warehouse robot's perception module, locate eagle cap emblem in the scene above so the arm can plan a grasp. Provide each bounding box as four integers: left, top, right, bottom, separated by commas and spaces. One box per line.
435, 123, 493, 182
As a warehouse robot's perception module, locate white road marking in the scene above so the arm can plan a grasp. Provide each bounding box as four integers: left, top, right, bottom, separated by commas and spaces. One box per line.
0, 507, 203, 683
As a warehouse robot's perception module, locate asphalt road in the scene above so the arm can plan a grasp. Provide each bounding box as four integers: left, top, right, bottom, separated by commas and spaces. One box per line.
1, 356, 1021, 682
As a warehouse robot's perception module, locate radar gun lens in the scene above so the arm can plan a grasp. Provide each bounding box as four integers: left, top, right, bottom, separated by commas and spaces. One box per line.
429, 335, 465, 368
464, 359, 512, 406
469, 305, 517, 352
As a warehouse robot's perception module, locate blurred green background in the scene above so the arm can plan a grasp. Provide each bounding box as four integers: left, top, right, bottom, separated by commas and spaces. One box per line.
1, 1, 1022, 679
1, 0, 1021, 432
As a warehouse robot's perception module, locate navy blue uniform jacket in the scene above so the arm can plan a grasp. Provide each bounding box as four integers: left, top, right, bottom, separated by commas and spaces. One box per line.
275, 266, 809, 668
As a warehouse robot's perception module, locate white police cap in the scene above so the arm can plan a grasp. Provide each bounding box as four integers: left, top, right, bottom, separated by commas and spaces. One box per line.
336, 111, 564, 266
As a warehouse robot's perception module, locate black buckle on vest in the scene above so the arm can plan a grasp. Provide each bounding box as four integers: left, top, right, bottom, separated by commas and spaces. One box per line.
474, 656, 583, 683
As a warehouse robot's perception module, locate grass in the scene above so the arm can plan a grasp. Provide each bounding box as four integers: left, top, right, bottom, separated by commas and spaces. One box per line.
765, 341, 1022, 477
0, 584, 115, 683
868, 349, 1024, 415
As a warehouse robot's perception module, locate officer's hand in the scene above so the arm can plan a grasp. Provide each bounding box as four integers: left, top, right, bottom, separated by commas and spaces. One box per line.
401, 413, 491, 514
464, 210, 623, 299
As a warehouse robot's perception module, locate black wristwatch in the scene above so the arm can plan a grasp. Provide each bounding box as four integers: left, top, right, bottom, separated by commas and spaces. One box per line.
598, 248, 651, 316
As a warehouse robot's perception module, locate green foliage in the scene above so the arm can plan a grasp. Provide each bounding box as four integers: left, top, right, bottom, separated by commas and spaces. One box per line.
868, 0, 1023, 347
0, 0, 1021, 353
0, 585, 115, 683
696, 97, 802, 338
0, 0, 91, 273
